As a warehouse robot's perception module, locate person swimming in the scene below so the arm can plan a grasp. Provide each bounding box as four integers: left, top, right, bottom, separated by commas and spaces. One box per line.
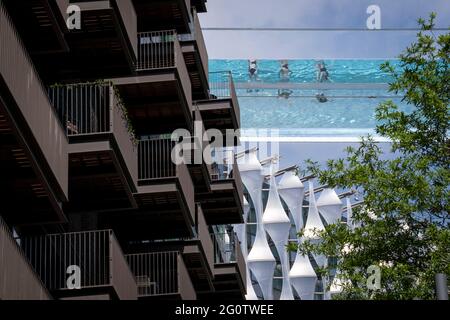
278, 89, 293, 99
315, 93, 328, 103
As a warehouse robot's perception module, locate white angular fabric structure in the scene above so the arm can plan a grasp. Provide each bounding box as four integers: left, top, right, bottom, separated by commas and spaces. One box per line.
243, 197, 250, 222
238, 151, 275, 300
289, 244, 317, 300
278, 170, 305, 232
234, 196, 250, 251
246, 231, 276, 300
316, 188, 343, 225
303, 181, 325, 239
245, 275, 259, 300
263, 172, 293, 300
236, 151, 357, 300
235, 196, 259, 301
303, 182, 327, 268
237, 151, 264, 222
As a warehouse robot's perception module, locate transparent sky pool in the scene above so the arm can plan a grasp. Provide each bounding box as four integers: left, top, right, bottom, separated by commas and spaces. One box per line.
210, 60, 411, 138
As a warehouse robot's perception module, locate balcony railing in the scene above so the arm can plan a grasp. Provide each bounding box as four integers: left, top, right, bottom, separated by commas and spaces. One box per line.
138, 138, 176, 180
209, 148, 232, 180
208, 71, 240, 123
47, 82, 134, 139
137, 30, 180, 71
211, 230, 246, 284
0, 217, 51, 300
48, 83, 110, 136
47, 82, 138, 182
211, 231, 239, 264
210, 149, 244, 205
209, 71, 233, 98
136, 30, 192, 107
125, 251, 194, 298
20, 230, 137, 300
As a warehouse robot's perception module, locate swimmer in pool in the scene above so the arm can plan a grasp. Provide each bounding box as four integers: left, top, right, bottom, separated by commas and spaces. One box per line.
315, 93, 328, 103
248, 59, 258, 81
278, 89, 293, 99
316, 61, 329, 82
279, 61, 293, 82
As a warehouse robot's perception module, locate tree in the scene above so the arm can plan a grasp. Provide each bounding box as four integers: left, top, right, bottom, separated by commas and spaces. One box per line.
289, 13, 449, 300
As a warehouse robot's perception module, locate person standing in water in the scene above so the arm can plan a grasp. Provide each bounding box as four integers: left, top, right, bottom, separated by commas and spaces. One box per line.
248, 59, 258, 81
316, 61, 329, 102
278, 60, 294, 98
279, 60, 292, 82
247, 59, 259, 93
316, 61, 329, 82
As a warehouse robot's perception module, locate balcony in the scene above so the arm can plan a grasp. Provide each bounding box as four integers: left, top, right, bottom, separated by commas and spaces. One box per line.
34, 0, 138, 81
99, 137, 195, 240
182, 204, 214, 293
195, 71, 241, 143
20, 230, 137, 300
0, 2, 68, 227
133, 0, 192, 34
197, 158, 244, 225
119, 203, 214, 294
135, 137, 195, 238
199, 231, 246, 300
125, 251, 196, 300
2, 0, 68, 54
48, 82, 138, 212
179, 8, 209, 100
186, 108, 212, 194
0, 217, 52, 300
111, 30, 192, 135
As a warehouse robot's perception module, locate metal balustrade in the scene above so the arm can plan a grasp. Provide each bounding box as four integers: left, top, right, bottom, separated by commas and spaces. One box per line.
20, 230, 136, 299
210, 149, 234, 181
125, 251, 179, 297
136, 30, 192, 109
211, 231, 238, 264
209, 71, 233, 98
137, 30, 178, 70
210, 158, 241, 183
211, 230, 247, 286
138, 138, 176, 180
0, 217, 51, 300
48, 83, 111, 136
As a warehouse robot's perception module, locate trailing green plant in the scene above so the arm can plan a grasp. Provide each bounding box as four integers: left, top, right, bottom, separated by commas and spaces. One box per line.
111, 83, 138, 147
48, 80, 138, 147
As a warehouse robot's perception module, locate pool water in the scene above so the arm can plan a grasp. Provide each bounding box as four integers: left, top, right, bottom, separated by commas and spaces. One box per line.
210, 60, 412, 137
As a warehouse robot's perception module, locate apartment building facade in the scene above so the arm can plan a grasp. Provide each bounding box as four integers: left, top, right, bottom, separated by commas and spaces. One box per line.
0, 0, 246, 300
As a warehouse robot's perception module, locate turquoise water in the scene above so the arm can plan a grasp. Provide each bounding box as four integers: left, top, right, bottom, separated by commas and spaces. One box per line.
210, 60, 402, 83
210, 60, 411, 137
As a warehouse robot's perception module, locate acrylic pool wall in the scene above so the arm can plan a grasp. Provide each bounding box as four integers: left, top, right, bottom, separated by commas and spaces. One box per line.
210, 59, 410, 139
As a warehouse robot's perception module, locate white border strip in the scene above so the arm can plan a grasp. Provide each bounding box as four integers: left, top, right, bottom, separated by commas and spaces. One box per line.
241, 136, 391, 143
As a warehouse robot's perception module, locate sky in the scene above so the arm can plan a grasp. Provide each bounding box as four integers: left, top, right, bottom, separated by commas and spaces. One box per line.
199, 0, 450, 59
